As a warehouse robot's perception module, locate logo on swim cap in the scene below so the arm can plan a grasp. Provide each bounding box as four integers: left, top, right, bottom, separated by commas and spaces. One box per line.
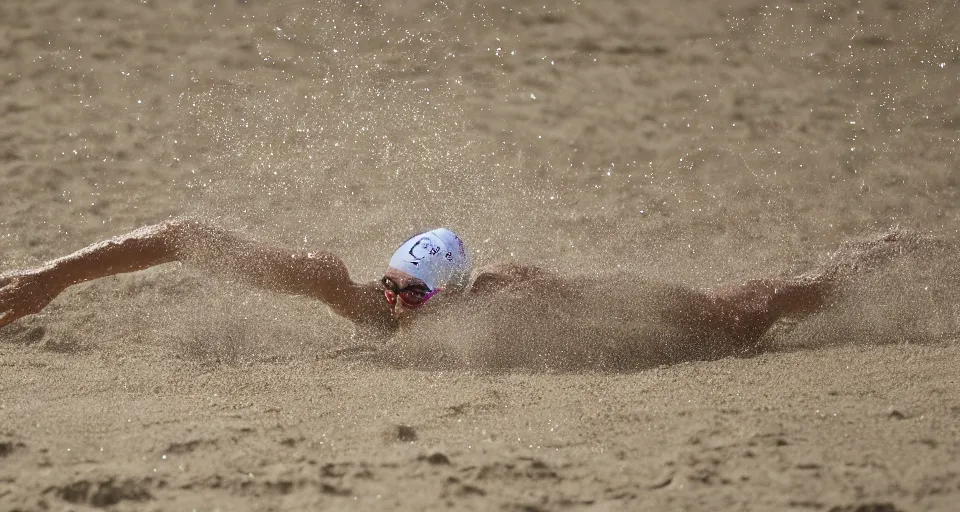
404, 236, 442, 267
388, 228, 471, 291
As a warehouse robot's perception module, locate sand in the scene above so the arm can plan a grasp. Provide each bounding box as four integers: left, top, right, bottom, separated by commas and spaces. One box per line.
1, 0, 959, 510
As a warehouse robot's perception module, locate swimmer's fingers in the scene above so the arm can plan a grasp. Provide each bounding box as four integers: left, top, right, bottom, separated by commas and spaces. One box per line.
0, 271, 58, 329
0, 275, 25, 328
836, 230, 912, 256
826, 229, 925, 278
912, 235, 959, 256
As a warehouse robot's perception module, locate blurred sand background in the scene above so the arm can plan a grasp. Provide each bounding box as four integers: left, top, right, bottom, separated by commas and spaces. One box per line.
2, 0, 960, 509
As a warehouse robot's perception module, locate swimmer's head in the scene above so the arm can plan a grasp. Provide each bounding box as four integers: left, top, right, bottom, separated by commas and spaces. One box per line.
382, 228, 471, 309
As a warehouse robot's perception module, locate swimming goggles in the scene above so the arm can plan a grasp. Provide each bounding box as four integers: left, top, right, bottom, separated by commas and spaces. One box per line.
382, 276, 439, 308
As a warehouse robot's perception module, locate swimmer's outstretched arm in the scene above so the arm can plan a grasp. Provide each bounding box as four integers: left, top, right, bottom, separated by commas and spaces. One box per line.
0, 220, 389, 329
705, 230, 924, 351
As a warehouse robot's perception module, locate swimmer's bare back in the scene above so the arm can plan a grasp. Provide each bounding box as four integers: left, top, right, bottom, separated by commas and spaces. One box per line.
0, 220, 922, 354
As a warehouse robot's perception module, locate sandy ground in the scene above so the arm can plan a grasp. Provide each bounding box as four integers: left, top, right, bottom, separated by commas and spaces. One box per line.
1, 0, 960, 510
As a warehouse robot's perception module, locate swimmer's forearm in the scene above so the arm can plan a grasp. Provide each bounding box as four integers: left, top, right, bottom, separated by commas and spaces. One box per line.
43, 222, 181, 289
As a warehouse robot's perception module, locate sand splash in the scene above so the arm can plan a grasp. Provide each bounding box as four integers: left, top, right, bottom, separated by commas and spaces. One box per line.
370, 245, 960, 372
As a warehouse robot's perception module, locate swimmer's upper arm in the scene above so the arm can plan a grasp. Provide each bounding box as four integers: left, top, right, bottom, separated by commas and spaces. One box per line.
169, 221, 391, 325
247, 248, 388, 324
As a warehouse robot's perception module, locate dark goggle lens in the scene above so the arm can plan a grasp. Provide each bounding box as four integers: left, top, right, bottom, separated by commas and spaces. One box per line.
398, 289, 427, 305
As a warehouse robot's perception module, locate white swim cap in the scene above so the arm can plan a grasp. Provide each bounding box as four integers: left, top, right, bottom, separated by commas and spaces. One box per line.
387, 228, 471, 291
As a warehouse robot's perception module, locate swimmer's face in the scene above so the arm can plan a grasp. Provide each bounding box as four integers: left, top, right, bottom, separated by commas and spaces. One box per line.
381, 268, 436, 316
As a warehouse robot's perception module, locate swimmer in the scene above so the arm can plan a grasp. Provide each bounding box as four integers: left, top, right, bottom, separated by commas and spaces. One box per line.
0, 219, 922, 358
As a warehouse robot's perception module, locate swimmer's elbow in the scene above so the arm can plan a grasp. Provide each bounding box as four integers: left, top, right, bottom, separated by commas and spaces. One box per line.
163, 218, 216, 242
300, 251, 353, 299
162, 218, 239, 257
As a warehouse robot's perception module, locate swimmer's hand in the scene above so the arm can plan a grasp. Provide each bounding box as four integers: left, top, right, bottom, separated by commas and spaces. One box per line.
0, 269, 63, 329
